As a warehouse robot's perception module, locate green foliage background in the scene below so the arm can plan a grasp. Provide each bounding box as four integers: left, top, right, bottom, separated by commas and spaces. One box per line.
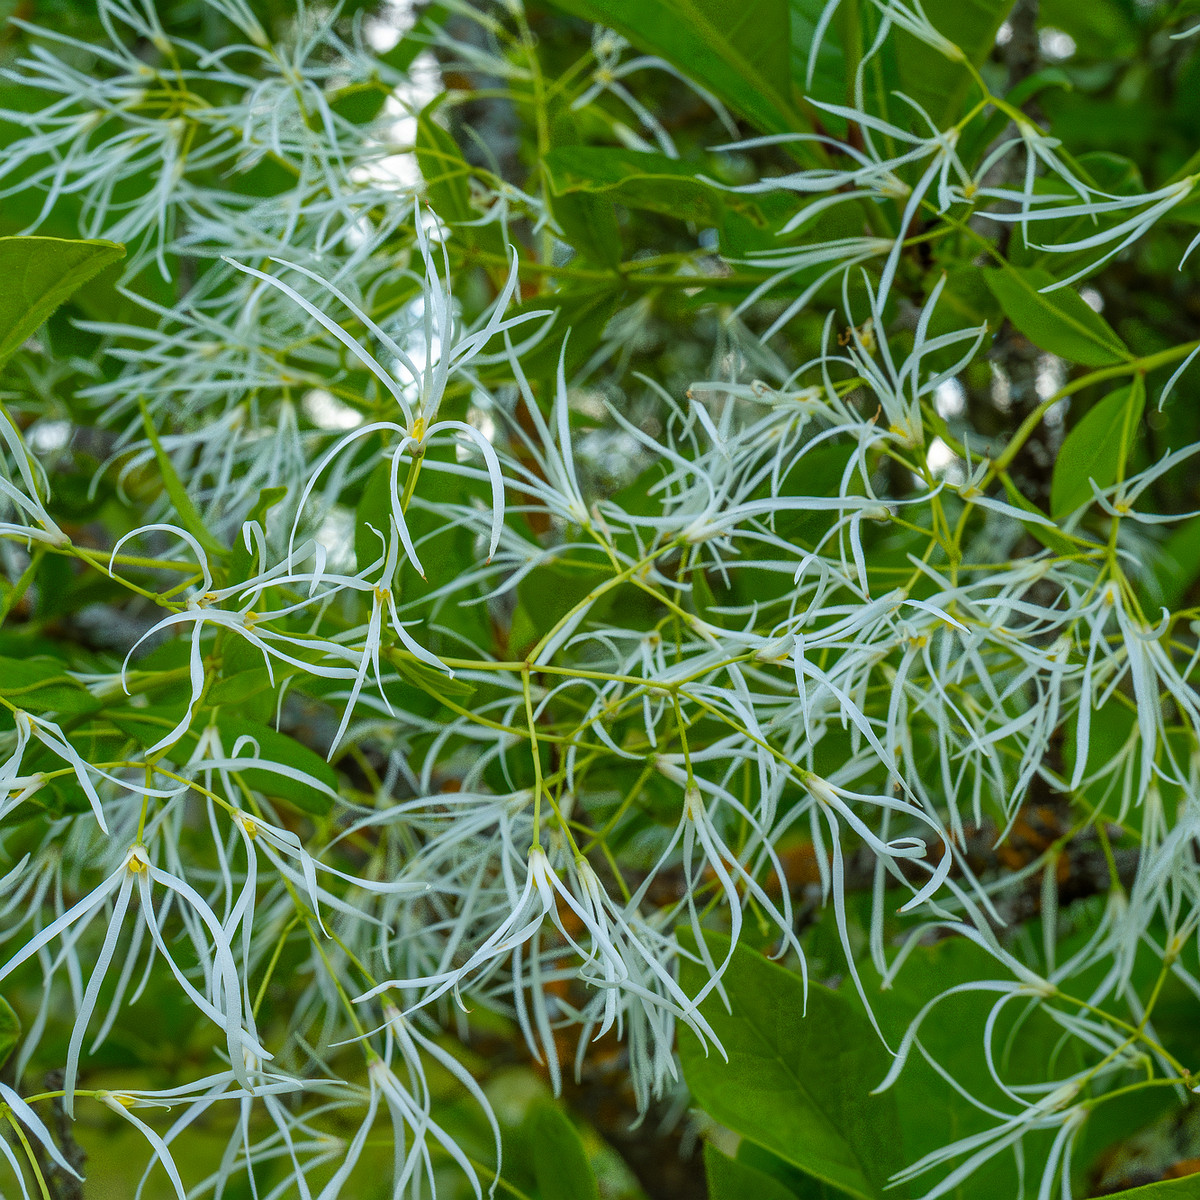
3, 0, 1200, 1198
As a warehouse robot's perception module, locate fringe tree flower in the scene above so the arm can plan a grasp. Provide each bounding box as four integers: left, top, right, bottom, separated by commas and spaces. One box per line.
0, 842, 269, 1112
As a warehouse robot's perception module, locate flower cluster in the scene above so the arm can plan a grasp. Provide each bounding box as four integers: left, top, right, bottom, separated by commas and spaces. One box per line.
1, 1, 1199, 1198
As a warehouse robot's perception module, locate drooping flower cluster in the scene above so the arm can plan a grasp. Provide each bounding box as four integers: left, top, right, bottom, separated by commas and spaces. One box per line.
1, 1, 1199, 1198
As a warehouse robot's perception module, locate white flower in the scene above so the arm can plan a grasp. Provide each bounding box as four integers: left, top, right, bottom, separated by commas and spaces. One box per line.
983, 176, 1199, 291
833, 271, 989, 450
0, 842, 268, 1114
570, 29, 737, 157
0, 407, 70, 548
111, 526, 360, 756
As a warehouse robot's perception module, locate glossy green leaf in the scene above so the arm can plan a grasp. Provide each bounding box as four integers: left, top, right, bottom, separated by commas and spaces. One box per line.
527, 1100, 600, 1200
1101, 1177, 1200, 1199
208, 666, 274, 707
985, 265, 1129, 366
0, 235, 125, 368
546, 115, 622, 268
678, 930, 902, 1200
215, 717, 339, 815
540, 0, 799, 136
415, 99, 475, 225
0, 995, 19, 1069
544, 146, 793, 246
545, 146, 726, 227
384, 647, 476, 700
705, 1143, 803, 1200
0, 656, 97, 715
1050, 381, 1145, 519
105, 706, 337, 814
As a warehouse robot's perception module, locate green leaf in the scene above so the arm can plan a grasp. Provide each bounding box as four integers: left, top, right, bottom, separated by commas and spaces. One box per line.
922, 265, 1002, 372
415, 98, 475, 225
247, 485, 289, 528
484, 287, 626, 379
544, 146, 793, 248
678, 930, 902, 1200
139, 400, 227, 561
208, 667, 274, 707
0, 994, 20, 1070
546, 115, 623, 268
867, 935, 1077, 1200
412, 100, 507, 260
214, 717, 339, 816
527, 1100, 600, 1200
540, 0, 800, 136
508, 558, 613, 659
104, 706, 338, 815
0, 236, 125, 369
984, 266, 1130, 366
1062, 693, 1137, 816
328, 80, 393, 125
213, 638, 281, 722
738, 1142, 840, 1199
1007, 66, 1074, 109
549, 187, 622, 268
392, 466, 495, 651
0, 656, 97, 715
544, 147, 725, 227
106, 704, 196, 751
793, 0, 850, 117
1050, 381, 1145, 519
705, 1143, 803, 1200
1099, 1177, 1200, 1199
1037, 0, 1138, 57
385, 649, 476, 700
